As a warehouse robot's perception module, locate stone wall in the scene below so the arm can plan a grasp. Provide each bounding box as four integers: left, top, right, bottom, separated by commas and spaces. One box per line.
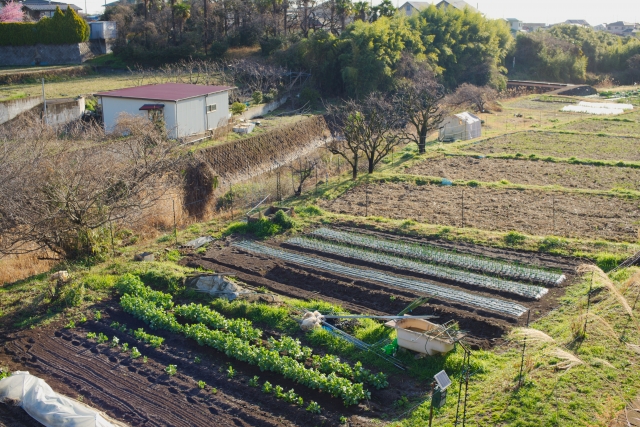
199, 115, 329, 184
0, 40, 106, 66
245, 96, 288, 119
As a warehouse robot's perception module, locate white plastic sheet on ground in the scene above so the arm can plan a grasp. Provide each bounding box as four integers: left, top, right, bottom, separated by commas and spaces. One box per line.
578, 101, 634, 110
0, 371, 115, 427
561, 105, 625, 115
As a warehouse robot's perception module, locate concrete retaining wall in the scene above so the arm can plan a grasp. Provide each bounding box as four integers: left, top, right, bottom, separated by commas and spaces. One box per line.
245, 97, 288, 119
0, 41, 107, 66
0, 96, 43, 125
0, 96, 85, 126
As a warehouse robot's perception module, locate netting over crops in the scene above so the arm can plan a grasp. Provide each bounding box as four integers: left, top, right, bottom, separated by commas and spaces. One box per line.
561, 105, 625, 115
578, 101, 633, 110
233, 241, 529, 317
310, 228, 565, 286
287, 237, 548, 299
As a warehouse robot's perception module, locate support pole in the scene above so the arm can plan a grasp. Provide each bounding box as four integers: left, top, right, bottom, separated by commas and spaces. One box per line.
461, 189, 465, 228
428, 381, 436, 427
41, 78, 47, 125
518, 309, 531, 387
365, 183, 369, 217
172, 199, 178, 246
109, 221, 115, 258
584, 271, 593, 336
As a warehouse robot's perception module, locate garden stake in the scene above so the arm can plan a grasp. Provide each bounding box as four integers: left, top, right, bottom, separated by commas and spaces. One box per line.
584, 271, 593, 336
173, 199, 178, 246
518, 309, 531, 387
110, 221, 116, 258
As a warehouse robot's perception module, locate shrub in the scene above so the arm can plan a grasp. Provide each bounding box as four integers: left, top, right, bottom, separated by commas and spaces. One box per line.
259, 36, 283, 56
252, 91, 263, 105
299, 87, 320, 107
504, 231, 526, 246
272, 210, 296, 231
0, 6, 89, 46
231, 102, 246, 115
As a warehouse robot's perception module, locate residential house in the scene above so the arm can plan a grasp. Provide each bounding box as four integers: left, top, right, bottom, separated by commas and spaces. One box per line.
398, 1, 432, 16
522, 22, 546, 32
21, 0, 82, 19
435, 0, 478, 13
592, 23, 606, 31
96, 83, 235, 139
606, 21, 637, 36
505, 18, 522, 34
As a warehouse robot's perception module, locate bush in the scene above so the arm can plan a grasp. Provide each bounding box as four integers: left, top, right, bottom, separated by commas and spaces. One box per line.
252, 91, 263, 105
272, 210, 296, 230
231, 102, 246, 115
259, 36, 283, 56
209, 41, 228, 58
299, 87, 320, 107
0, 6, 89, 46
504, 231, 526, 246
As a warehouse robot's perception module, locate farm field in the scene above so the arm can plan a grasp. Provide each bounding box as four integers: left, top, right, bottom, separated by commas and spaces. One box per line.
555, 117, 640, 135
406, 156, 640, 191
319, 182, 640, 241
465, 130, 640, 161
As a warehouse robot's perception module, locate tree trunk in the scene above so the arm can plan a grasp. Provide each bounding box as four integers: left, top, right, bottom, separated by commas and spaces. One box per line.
283, 4, 287, 36
352, 157, 358, 180
368, 156, 374, 173
418, 125, 428, 153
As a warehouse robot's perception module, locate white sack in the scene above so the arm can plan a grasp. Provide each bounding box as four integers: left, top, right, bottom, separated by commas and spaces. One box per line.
0, 371, 114, 427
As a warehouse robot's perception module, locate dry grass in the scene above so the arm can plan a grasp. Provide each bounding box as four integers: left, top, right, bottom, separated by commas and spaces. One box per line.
0, 253, 56, 285
549, 348, 584, 370
578, 264, 637, 322
510, 327, 555, 343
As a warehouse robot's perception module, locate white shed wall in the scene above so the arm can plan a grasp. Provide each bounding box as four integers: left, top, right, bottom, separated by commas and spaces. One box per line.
205, 92, 230, 129
176, 96, 206, 138
101, 97, 178, 138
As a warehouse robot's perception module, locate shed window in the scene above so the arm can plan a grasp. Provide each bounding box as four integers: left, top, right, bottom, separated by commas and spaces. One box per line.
207, 104, 217, 113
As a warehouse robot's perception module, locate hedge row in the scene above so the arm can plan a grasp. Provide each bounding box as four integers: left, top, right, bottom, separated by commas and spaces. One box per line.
0, 6, 89, 46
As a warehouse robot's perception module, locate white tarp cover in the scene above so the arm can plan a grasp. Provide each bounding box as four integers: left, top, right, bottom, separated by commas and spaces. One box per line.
439, 112, 482, 141
561, 105, 625, 115
0, 372, 114, 427
578, 101, 633, 110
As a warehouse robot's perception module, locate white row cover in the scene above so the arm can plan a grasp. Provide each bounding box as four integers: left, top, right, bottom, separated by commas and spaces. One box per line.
561, 105, 625, 115
578, 101, 634, 110
0, 372, 115, 427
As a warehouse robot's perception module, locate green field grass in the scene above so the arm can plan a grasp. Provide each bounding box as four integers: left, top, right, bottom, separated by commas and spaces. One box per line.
463, 131, 640, 162
555, 117, 640, 135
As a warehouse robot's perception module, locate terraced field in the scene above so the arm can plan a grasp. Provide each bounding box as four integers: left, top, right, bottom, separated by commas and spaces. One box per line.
466, 131, 640, 161
320, 183, 640, 241
555, 117, 640, 135
406, 156, 640, 191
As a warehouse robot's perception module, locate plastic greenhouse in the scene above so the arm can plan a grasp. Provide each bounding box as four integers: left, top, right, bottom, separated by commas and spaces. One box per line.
438, 112, 482, 142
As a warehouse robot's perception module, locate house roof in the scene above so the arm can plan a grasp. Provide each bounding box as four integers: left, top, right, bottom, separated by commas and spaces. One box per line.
401, 1, 432, 10
454, 112, 480, 124
96, 83, 235, 102
435, 0, 477, 13
608, 21, 634, 26
564, 19, 590, 26
22, 1, 82, 11
506, 18, 521, 22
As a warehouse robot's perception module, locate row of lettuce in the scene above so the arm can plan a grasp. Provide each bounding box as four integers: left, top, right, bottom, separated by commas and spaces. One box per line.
116, 274, 387, 406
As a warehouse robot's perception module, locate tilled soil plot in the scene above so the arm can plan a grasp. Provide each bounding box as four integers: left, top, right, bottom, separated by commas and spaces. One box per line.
467, 131, 640, 161
319, 182, 640, 241
407, 156, 640, 191
185, 239, 573, 348
0, 311, 394, 427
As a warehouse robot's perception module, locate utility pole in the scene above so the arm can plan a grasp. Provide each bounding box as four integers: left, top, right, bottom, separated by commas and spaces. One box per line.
41, 79, 47, 125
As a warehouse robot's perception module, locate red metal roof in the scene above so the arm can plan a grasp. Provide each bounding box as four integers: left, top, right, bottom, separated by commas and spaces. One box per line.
95, 83, 235, 102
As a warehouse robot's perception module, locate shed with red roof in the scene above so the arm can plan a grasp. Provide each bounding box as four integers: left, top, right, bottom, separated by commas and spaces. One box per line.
96, 83, 235, 139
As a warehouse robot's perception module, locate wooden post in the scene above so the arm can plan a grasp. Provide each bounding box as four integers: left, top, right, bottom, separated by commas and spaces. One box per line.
461, 189, 465, 228
428, 380, 437, 427
584, 271, 594, 336
109, 221, 116, 258
518, 309, 531, 387
172, 199, 178, 246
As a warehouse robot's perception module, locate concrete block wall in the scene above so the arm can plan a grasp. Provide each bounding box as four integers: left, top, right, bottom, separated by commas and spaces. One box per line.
0, 41, 107, 66
0, 96, 43, 125
0, 96, 85, 126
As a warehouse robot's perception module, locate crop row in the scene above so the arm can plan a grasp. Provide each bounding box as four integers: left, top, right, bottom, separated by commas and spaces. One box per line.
119, 293, 370, 405
116, 274, 388, 388
310, 228, 565, 286
234, 241, 529, 317
288, 237, 548, 300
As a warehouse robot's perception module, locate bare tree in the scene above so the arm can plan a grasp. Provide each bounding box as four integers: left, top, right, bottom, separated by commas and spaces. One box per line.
0, 115, 181, 258
325, 93, 400, 179
449, 83, 498, 113
290, 157, 319, 195
394, 72, 446, 154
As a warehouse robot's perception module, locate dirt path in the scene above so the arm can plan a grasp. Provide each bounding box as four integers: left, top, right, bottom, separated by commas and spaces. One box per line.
407, 156, 640, 191
320, 183, 640, 241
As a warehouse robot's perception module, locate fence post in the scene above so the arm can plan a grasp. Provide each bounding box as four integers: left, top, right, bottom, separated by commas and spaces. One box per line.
109, 221, 116, 258
518, 309, 531, 387
172, 199, 178, 246
584, 271, 594, 336
461, 189, 465, 228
